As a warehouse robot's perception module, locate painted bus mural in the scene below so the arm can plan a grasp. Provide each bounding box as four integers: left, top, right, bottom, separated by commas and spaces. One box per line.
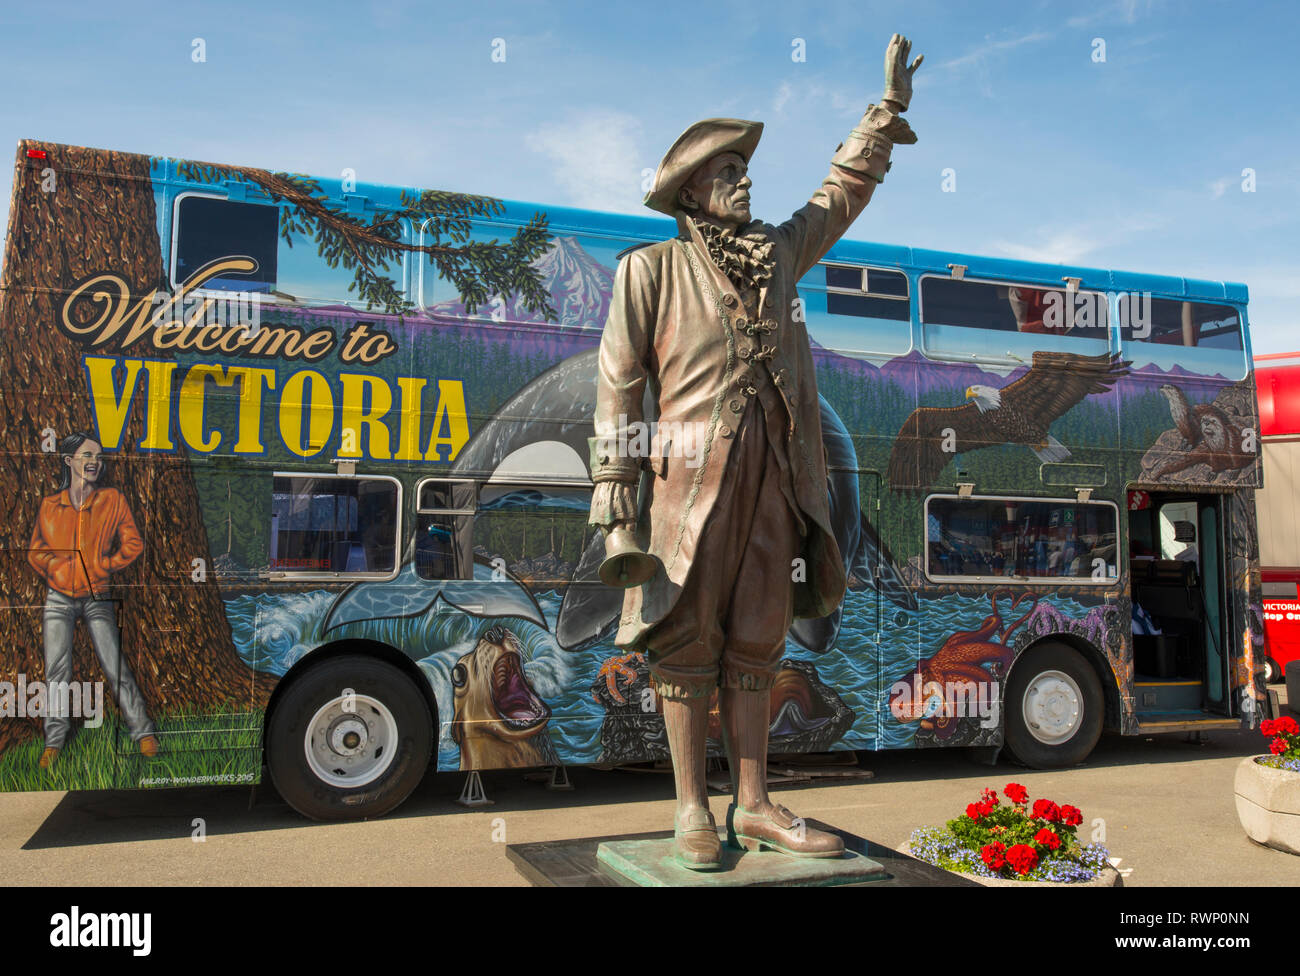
0, 141, 1268, 819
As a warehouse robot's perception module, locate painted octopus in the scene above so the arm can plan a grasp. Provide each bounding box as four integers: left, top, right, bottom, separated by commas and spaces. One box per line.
890, 589, 1039, 739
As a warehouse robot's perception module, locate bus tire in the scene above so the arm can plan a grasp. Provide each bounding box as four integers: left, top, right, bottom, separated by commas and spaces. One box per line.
1265, 657, 1281, 684
1004, 643, 1103, 769
267, 655, 432, 821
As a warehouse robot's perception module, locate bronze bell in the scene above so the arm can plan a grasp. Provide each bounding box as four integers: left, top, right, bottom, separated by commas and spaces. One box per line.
598, 525, 660, 588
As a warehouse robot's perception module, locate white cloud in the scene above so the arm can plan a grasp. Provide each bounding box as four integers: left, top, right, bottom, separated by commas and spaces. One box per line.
990, 215, 1163, 264
770, 79, 864, 118
938, 31, 1053, 72
525, 111, 648, 213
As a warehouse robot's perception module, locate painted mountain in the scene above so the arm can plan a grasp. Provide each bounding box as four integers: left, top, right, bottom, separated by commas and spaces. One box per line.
429, 235, 614, 330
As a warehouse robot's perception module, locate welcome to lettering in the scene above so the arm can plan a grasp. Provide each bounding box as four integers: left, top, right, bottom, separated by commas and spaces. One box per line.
58, 256, 353, 363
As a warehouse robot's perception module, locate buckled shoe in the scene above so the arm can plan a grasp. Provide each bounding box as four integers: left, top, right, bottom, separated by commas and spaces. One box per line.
727, 802, 845, 858
674, 807, 722, 870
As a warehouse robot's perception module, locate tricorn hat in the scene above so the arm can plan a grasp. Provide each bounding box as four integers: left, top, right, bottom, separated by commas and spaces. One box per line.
643, 118, 763, 216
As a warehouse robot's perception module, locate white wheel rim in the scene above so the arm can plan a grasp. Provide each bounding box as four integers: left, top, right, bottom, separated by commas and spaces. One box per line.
304, 694, 399, 789
1022, 669, 1083, 745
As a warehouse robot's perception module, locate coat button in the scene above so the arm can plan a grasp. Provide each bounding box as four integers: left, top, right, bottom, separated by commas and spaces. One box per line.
719, 424, 733, 438
764, 295, 774, 308
729, 399, 742, 412
723, 294, 737, 307
739, 347, 750, 359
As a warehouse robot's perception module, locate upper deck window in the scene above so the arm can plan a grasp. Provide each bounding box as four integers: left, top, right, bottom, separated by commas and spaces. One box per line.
802, 263, 912, 358
920, 276, 1110, 363
1116, 296, 1247, 380
172, 195, 279, 292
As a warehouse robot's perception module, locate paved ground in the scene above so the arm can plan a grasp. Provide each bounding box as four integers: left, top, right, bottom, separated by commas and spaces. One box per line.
1, 716, 1297, 886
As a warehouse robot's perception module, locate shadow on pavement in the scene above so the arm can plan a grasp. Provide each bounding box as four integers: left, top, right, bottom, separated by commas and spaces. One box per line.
19, 725, 1267, 850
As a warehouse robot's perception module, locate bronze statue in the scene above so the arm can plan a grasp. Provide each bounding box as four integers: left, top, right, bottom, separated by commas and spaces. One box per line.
589, 34, 922, 869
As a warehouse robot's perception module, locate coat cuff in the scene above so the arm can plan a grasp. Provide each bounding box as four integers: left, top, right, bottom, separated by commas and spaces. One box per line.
832, 104, 916, 183
588, 480, 638, 528
589, 435, 640, 482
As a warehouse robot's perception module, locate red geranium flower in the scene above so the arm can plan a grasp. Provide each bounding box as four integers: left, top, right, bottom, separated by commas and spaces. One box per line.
1272, 737, 1288, 755
1034, 827, 1061, 851
1262, 719, 1276, 736
966, 803, 983, 820
1004, 782, 1028, 804
1280, 716, 1300, 736
981, 842, 1007, 871
1059, 804, 1083, 826
980, 788, 999, 806
1032, 799, 1062, 822
1006, 844, 1039, 875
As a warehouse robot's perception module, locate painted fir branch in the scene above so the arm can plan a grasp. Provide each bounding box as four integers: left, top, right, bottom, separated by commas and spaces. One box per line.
176, 161, 556, 317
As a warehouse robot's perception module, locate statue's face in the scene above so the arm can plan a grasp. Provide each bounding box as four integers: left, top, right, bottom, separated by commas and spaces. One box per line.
678, 151, 751, 229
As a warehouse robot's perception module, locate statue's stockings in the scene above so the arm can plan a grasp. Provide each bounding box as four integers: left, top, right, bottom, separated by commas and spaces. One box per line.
663, 689, 770, 816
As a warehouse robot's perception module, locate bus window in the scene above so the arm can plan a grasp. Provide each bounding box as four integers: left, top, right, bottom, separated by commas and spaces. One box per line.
1158, 500, 1200, 567
473, 483, 594, 586
1118, 296, 1246, 380
800, 263, 912, 358
919, 276, 1110, 363
171, 194, 280, 292
270, 476, 399, 575
926, 494, 1119, 582
415, 479, 476, 581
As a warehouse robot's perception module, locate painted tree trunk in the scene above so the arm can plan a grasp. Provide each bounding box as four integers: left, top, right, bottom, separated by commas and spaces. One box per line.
0, 141, 266, 754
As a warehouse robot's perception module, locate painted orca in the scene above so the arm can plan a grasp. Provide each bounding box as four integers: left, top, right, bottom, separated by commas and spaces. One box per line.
328, 348, 914, 655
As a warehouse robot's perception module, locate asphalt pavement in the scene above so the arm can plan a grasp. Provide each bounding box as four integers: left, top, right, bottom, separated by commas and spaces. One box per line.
0, 713, 1297, 886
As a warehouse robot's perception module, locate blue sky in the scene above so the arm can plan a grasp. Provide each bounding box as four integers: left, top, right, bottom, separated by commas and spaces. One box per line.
1, 0, 1296, 351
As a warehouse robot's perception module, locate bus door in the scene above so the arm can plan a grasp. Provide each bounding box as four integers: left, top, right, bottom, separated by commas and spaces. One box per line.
1130, 493, 1232, 720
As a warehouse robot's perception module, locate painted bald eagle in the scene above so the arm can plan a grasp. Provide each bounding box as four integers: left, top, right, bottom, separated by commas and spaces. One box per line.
887, 351, 1130, 491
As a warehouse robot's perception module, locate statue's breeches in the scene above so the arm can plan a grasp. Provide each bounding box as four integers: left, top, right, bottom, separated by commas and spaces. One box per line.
642, 399, 801, 699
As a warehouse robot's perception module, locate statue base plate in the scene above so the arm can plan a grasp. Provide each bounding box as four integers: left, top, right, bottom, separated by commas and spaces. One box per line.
596, 831, 884, 887
506, 820, 978, 887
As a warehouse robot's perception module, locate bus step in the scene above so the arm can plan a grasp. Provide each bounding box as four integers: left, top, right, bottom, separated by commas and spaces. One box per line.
1133, 681, 1203, 712
1136, 711, 1239, 735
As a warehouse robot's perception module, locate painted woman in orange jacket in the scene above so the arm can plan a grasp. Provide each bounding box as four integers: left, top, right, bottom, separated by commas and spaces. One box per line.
27, 433, 158, 766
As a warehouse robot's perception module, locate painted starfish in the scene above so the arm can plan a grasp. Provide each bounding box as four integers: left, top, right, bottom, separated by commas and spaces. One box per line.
593, 652, 644, 706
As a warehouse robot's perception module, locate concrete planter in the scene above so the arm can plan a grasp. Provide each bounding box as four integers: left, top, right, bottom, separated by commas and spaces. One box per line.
899, 842, 1122, 887
1234, 756, 1300, 855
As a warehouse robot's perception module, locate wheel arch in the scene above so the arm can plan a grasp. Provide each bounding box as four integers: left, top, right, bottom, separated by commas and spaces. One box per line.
263, 639, 441, 762
1008, 632, 1122, 733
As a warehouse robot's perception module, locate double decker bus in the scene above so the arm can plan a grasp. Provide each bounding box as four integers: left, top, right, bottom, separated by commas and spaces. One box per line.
0, 140, 1268, 819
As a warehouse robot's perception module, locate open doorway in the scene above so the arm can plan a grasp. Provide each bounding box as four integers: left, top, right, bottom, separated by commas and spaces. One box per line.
1128, 493, 1231, 718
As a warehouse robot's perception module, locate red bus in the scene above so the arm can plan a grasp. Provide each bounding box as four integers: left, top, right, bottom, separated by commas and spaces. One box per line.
1255, 352, 1300, 682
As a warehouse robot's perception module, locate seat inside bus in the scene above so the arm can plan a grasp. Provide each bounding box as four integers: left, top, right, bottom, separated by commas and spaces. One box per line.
1131, 556, 1203, 679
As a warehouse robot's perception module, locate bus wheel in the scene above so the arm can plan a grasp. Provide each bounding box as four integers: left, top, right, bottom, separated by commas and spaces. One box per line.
1004, 643, 1103, 768
267, 655, 432, 821
1265, 657, 1281, 684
